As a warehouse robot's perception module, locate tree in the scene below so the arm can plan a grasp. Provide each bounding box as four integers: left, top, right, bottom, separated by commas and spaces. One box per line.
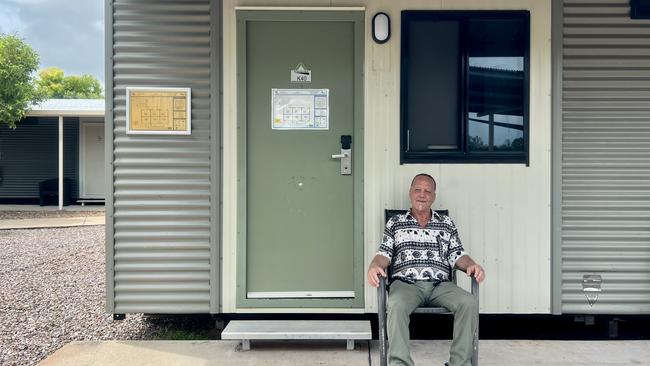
0, 34, 43, 129
468, 135, 488, 151
37, 67, 103, 99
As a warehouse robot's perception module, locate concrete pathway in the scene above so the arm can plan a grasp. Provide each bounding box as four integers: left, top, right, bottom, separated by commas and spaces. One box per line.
0, 204, 105, 229
0, 215, 105, 230
39, 340, 650, 366
0, 204, 105, 212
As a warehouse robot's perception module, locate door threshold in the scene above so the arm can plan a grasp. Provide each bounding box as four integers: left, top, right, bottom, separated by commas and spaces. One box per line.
247, 291, 355, 299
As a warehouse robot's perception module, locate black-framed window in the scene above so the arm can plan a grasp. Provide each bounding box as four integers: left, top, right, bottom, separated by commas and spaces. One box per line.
400, 11, 530, 164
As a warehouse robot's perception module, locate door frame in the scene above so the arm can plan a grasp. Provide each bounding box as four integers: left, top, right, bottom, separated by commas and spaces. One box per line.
78, 118, 105, 199
235, 9, 365, 309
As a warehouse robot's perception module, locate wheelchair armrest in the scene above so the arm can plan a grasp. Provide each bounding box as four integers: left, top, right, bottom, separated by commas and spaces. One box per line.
377, 275, 389, 366
378, 275, 388, 312
471, 275, 479, 300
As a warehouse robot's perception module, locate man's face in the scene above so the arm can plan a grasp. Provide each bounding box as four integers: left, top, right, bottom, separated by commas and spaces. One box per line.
409, 176, 436, 213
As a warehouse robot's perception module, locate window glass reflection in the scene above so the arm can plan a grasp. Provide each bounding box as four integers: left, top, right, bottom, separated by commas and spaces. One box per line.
468, 113, 489, 151
467, 18, 525, 153
494, 125, 524, 151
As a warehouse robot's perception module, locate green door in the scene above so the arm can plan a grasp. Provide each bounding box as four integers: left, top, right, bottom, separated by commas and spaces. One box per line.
237, 11, 364, 308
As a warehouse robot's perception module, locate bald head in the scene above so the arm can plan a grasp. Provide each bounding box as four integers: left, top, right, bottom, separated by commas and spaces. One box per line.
411, 173, 436, 191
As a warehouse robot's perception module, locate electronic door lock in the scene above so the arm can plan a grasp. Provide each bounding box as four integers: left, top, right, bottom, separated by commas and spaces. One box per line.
332, 135, 352, 175
341, 135, 352, 149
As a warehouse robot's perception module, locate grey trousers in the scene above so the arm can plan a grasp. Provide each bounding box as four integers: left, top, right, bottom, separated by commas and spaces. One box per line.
387, 280, 478, 366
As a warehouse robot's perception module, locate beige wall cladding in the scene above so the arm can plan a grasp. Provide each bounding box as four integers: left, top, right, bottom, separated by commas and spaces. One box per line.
222, 0, 552, 313
561, 0, 650, 314
109, 0, 216, 314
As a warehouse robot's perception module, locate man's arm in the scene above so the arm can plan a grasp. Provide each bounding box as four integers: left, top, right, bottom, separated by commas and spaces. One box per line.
455, 255, 486, 283
367, 254, 390, 288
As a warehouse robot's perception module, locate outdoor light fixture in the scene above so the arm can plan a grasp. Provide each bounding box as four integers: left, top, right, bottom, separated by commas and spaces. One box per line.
372, 12, 390, 44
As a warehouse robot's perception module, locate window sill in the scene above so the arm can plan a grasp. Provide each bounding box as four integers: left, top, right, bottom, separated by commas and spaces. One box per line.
400, 152, 528, 165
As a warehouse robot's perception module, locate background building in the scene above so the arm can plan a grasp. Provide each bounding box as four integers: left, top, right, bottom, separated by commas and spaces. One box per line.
0, 99, 105, 207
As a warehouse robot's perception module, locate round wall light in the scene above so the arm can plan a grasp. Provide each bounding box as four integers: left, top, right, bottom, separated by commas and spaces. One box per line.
372, 12, 391, 44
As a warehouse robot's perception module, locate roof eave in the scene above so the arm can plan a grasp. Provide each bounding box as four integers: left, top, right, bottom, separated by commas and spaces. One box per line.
26, 110, 105, 117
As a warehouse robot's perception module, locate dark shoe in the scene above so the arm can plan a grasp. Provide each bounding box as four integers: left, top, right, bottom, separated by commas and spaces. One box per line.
443, 363, 449, 366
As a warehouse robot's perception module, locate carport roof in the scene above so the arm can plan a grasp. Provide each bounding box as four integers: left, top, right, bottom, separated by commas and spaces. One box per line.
27, 98, 105, 117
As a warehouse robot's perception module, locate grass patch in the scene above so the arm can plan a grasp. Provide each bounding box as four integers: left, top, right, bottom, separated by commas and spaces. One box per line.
144, 315, 219, 340
154, 329, 211, 340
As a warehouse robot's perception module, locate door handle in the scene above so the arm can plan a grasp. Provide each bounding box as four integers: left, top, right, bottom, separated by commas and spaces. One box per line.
332, 135, 352, 175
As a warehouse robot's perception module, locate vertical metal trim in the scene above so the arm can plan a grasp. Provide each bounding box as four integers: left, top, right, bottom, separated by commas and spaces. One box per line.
551, 0, 564, 315
460, 17, 468, 154
235, 13, 248, 307
399, 10, 408, 163
524, 10, 531, 167
352, 10, 365, 308
488, 114, 494, 151
104, 0, 115, 313
209, 0, 223, 314
58, 115, 63, 210
78, 121, 85, 199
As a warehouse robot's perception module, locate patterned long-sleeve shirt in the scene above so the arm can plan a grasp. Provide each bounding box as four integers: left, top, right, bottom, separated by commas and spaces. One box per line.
376, 210, 467, 284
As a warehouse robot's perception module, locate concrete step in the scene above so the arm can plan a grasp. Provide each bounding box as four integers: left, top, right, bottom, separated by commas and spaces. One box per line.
221, 320, 372, 351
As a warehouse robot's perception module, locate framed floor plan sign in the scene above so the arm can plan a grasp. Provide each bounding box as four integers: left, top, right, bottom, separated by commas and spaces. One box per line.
126, 87, 191, 135
271, 88, 329, 130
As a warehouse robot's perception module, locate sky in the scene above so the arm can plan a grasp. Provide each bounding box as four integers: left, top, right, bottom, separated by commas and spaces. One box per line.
0, 0, 104, 86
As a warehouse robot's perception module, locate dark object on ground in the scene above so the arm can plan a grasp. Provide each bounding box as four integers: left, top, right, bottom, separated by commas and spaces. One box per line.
38, 178, 73, 206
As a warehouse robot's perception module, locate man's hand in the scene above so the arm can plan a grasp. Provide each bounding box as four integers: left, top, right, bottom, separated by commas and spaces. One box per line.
466, 264, 485, 283
367, 265, 387, 288
367, 254, 390, 288
455, 255, 486, 283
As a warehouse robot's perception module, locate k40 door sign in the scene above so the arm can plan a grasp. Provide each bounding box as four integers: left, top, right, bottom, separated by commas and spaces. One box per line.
271, 89, 329, 130
290, 63, 311, 83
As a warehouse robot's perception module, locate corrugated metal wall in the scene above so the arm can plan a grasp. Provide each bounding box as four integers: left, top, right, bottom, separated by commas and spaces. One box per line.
562, 0, 650, 313
109, 0, 217, 314
0, 117, 79, 200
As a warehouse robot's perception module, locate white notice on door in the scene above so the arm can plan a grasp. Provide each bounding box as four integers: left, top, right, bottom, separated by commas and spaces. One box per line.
272, 89, 329, 130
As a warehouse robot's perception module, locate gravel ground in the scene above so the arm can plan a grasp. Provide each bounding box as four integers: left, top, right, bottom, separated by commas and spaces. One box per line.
0, 225, 216, 366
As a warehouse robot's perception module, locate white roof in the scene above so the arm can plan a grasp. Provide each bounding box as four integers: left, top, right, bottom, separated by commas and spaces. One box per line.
28, 99, 105, 117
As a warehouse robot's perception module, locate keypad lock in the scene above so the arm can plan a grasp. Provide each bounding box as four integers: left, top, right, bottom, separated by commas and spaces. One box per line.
331, 135, 352, 175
